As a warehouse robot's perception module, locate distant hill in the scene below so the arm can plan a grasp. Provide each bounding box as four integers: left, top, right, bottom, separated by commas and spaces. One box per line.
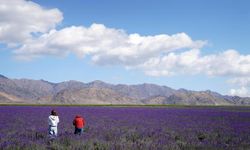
0, 74, 250, 105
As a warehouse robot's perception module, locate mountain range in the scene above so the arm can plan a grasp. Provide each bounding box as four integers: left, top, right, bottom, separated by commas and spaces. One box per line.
0, 74, 249, 105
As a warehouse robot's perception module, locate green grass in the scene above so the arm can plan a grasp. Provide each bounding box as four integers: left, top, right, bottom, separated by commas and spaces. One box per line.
1, 103, 250, 109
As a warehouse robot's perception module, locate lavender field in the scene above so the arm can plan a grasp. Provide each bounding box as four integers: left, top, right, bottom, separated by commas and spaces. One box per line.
0, 106, 250, 149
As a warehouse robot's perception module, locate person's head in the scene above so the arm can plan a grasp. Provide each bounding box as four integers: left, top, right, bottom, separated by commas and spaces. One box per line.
75, 115, 81, 118
51, 109, 57, 116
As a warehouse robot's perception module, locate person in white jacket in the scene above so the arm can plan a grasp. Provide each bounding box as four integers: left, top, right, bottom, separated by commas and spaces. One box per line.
48, 110, 59, 138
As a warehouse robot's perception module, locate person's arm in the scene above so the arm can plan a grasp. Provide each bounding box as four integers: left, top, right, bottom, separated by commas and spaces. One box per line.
48, 116, 51, 125
73, 119, 75, 125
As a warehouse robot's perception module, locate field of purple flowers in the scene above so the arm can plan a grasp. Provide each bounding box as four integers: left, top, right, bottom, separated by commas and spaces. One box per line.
0, 105, 250, 149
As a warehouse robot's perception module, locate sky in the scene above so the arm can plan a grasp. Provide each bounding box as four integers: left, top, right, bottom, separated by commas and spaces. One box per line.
0, 0, 250, 97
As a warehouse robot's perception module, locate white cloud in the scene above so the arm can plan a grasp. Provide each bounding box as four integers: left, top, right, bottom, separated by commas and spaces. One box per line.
0, 0, 63, 44
138, 49, 250, 77
228, 77, 250, 87
230, 87, 250, 97
14, 24, 205, 62
227, 77, 250, 97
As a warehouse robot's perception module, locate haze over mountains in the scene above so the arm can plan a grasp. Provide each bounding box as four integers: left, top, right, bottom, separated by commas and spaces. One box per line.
0, 74, 249, 105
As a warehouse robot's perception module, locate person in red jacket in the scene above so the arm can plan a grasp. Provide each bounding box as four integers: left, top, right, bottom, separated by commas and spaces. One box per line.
73, 115, 85, 135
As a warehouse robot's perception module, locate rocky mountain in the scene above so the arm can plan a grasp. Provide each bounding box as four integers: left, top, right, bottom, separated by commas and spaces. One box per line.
0, 74, 250, 105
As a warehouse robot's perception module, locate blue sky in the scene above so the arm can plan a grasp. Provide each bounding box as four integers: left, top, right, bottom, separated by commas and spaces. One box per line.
1, 0, 250, 96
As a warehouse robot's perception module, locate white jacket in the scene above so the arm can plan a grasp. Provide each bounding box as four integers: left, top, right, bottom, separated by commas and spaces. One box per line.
48, 115, 59, 127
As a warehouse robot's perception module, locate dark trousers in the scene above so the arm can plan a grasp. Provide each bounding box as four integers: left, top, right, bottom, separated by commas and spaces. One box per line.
74, 127, 83, 135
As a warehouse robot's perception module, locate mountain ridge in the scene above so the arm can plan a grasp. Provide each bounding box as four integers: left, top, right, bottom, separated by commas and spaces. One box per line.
0, 74, 249, 105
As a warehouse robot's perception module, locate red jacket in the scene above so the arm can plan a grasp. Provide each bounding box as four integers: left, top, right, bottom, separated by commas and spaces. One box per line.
73, 115, 85, 128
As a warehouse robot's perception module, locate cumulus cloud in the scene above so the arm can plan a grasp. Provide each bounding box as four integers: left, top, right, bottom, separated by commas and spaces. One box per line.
14, 24, 205, 62
228, 77, 250, 87
228, 77, 250, 97
138, 49, 250, 77
229, 87, 250, 97
0, 0, 63, 44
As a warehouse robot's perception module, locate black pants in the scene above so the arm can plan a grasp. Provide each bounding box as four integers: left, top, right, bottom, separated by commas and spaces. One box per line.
74, 127, 83, 135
